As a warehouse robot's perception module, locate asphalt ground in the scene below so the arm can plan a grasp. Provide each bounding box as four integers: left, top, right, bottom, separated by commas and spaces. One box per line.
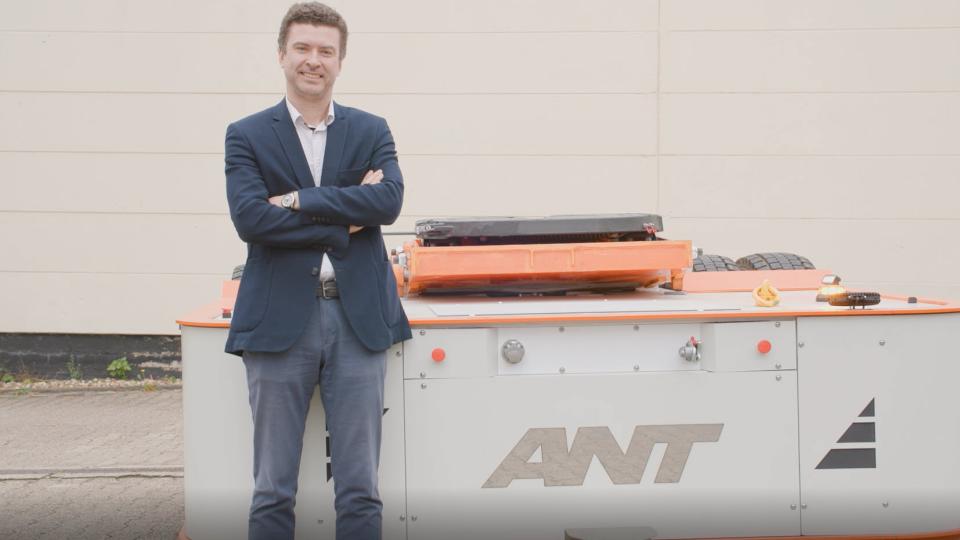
0, 389, 184, 539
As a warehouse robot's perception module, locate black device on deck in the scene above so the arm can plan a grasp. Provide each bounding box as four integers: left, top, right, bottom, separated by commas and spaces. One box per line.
414, 214, 664, 246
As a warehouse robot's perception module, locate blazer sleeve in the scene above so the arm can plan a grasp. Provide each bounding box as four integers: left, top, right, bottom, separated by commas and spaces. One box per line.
225, 123, 349, 250
296, 118, 404, 226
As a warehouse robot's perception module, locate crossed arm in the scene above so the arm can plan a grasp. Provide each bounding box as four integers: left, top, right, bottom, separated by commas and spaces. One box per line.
226, 119, 404, 249
267, 169, 383, 234
290, 118, 404, 228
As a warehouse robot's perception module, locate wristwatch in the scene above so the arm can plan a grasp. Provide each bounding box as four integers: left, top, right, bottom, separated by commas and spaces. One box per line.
280, 192, 296, 209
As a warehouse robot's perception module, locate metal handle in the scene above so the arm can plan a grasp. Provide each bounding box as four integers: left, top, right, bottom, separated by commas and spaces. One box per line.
502, 340, 525, 364
678, 336, 701, 362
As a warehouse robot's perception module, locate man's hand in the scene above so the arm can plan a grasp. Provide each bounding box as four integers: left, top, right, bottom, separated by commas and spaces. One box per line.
348, 170, 384, 233
362, 169, 383, 185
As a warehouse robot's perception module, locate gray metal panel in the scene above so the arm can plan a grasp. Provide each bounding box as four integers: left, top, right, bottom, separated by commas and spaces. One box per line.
699, 320, 797, 372
403, 371, 800, 539
181, 328, 407, 540
403, 328, 497, 379
797, 313, 960, 534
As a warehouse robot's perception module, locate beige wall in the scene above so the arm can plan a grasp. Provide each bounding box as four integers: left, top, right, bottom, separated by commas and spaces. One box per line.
1, 0, 958, 334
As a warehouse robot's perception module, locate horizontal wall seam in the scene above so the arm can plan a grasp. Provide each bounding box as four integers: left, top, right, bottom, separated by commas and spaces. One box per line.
0, 29, 655, 35
660, 91, 960, 95
0, 210, 229, 216
4, 151, 958, 159
6, 90, 960, 96
0, 151, 662, 157
2, 151, 958, 157
660, 153, 960, 157
4, 211, 959, 222
0, 150, 224, 156
0, 270, 231, 277
5, 27, 960, 35
0, 211, 452, 218
0, 90, 659, 96
664, 216, 960, 222
663, 26, 960, 33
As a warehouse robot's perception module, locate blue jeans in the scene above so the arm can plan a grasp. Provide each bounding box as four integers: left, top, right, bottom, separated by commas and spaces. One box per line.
243, 296, 386, 540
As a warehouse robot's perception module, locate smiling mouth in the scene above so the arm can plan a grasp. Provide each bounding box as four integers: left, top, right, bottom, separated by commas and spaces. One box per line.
300, 71, 323, 80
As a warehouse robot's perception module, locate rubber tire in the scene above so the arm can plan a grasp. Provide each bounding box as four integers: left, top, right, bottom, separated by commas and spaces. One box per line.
735, 252, 815, 271
231, 264, 244, 280
692, 254, 740, 272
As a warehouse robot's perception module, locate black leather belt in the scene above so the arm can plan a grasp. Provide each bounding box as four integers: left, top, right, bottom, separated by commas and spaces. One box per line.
316, 279, 339, 299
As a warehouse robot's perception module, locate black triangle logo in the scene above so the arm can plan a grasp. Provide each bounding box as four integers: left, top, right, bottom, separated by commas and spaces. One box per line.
816, 399, 877, 470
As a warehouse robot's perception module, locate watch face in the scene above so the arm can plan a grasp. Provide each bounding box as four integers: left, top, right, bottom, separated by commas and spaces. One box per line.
281, 194, 294, 208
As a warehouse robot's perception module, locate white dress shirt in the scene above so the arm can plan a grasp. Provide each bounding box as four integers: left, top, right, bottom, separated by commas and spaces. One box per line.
286, 98, 337, 280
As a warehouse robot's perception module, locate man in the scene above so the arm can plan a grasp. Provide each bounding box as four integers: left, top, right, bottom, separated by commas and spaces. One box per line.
223, 3, 411, 539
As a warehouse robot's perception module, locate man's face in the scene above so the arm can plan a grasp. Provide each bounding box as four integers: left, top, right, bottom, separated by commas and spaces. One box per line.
279, 23, 342, 102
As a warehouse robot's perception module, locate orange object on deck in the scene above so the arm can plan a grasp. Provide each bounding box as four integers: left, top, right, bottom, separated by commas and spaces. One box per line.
396, 239, 692, 296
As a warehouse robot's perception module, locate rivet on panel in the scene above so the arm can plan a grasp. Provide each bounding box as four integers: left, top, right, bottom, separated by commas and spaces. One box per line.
882, 501, 889, 508
879, 340, 886, 346
633, 365, 640, 371
775, 375, 782, 381
775, 322, 781, 328
798, 341, 805, 348
775, 363, 782, 370
411, 516, 418, 522
419, 330, 426, 336
399, 516, 406, 522
419, 372, 426, 379
633, 325, 639, 331
559, 327, 565, 333
395, 350, 402, 357
420, 383, 427, 389
559, 367, 566, 374
790, 504, 797, 510
801, 504, 807, 510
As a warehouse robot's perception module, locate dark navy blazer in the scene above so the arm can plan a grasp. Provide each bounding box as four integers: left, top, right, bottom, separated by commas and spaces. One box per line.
224, 100, 411, 356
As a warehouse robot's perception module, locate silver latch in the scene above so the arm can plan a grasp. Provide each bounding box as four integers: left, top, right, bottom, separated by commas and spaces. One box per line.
501, 339, 525, 364
678, 336, 701, 362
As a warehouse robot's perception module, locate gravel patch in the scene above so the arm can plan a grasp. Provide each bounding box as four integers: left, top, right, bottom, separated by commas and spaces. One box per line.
0, 378, 181, 394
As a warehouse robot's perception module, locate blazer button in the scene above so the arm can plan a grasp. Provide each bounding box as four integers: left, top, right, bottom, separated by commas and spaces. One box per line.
311, 267, 319, 276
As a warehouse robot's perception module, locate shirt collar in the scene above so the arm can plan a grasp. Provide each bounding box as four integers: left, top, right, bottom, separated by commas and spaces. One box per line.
285, 97, 336, 130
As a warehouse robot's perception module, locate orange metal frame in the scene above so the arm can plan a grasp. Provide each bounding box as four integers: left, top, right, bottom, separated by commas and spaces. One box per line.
178, 270, 960, 329
399, 239, 692, 296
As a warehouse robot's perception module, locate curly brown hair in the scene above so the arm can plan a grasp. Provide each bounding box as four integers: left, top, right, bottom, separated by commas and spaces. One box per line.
278, 2, 348, 59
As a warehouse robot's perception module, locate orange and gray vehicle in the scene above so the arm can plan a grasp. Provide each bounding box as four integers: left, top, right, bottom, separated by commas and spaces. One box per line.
178, 214, 960, 540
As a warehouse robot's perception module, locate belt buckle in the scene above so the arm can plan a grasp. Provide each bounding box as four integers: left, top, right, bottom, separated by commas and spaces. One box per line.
318, 280, 337, 299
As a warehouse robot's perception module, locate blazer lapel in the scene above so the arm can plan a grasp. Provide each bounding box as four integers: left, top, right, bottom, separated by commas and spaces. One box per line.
271, 101, 315, 190
320, 102, 349, 187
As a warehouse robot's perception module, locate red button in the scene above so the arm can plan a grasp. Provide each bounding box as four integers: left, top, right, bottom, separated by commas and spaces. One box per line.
757, 340, 772, 354
431, 348, 446, 362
